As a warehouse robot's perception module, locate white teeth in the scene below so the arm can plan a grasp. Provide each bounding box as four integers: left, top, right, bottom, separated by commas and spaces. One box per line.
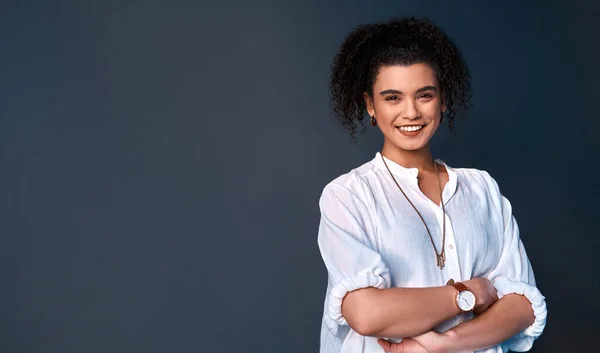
399, 125, 424, 132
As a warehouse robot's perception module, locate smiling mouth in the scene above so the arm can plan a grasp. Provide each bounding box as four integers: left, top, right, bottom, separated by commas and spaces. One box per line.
397, 124, 426, 132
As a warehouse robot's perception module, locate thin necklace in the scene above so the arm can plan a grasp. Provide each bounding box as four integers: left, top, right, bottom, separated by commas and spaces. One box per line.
381, 154, 447, 270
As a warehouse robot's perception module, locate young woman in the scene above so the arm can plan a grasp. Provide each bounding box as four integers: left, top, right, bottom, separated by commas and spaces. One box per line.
317, 18, 547, 353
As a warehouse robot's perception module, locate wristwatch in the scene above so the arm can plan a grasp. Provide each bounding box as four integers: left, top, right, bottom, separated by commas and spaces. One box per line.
451, 282, 476, 312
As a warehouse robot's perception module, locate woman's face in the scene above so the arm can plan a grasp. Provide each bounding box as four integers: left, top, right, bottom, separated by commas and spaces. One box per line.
365, 63, 445, 152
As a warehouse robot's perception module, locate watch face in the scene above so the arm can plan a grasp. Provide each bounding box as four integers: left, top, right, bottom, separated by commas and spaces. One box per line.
457, 290, 476, 311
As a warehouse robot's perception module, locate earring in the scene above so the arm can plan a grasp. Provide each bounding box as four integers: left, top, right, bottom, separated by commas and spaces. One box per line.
370, 115, 377, 126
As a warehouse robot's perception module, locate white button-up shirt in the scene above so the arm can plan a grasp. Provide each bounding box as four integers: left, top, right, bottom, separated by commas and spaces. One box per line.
317, 152, 547, 353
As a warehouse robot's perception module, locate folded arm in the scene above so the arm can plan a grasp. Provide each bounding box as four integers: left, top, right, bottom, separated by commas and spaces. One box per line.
342, 275, 498, 338
317, 174, 546, 350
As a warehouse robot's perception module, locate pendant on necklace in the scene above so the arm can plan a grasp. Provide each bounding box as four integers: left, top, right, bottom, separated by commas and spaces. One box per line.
436, 251, 446, 269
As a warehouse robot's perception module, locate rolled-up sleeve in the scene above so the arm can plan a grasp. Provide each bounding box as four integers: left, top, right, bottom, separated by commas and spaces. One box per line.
317, 181, 391, 335
486, 173, 547, 351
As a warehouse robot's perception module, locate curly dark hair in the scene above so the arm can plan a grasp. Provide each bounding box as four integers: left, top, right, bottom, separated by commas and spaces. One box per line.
329, 17, 472, 140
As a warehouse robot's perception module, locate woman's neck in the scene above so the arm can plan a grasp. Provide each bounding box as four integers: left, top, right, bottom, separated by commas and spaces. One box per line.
381, 142, 435, 172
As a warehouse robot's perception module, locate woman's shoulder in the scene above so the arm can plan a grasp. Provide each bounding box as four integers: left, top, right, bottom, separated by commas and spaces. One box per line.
319, 158, 379, 203
447, 163, 504, 197
328, 159, 377, 185
451, 164, 493, 181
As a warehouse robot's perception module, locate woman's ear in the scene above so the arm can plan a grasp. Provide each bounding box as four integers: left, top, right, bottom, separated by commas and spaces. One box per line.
363, 92, 375, 117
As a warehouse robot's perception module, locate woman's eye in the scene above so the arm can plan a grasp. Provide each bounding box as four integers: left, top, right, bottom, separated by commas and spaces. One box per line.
419, 93, 433, 99
385, 96, 400, 101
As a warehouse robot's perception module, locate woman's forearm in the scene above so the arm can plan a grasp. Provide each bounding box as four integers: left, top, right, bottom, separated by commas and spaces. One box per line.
342, 285, 460, 338
442, 294, 535, 352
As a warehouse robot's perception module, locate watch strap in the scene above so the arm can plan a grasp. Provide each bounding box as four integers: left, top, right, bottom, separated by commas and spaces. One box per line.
451, 282, 469, 293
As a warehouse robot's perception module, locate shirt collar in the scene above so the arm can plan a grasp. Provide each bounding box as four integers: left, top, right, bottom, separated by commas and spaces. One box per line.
372, 152, 420, 179
372, 152, 458, 204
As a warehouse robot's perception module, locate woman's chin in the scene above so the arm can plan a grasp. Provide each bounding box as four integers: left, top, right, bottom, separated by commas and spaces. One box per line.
387, 138, 429, 152
383, 129, 432, 152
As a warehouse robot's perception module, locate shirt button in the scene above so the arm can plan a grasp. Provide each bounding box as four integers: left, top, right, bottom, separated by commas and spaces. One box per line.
448, 244, 454, 250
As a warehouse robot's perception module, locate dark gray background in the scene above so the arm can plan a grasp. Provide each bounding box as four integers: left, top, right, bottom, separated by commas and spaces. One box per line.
1, 0, 598, 352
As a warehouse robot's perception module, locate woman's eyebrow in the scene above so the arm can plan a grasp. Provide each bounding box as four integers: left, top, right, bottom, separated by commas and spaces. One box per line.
379, 86, 438, 96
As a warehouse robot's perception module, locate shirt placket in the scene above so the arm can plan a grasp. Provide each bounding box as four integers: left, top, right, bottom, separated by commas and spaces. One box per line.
439, 211, 461, 282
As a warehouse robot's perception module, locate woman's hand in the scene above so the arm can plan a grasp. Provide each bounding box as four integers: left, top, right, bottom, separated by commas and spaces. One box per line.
378, 337, 428, 353
377, 331, 446, 353
462, 277, 499, 314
